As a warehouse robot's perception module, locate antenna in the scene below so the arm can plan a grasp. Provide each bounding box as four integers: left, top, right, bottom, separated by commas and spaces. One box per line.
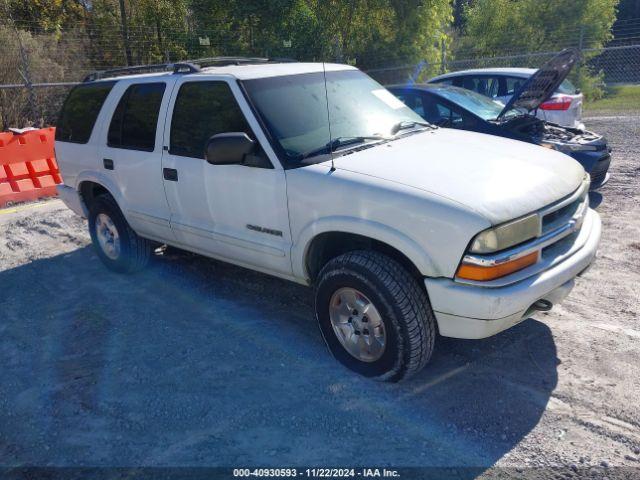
321, 62, 336, 173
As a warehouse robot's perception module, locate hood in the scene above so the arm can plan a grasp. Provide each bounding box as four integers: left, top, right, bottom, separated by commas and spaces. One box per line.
499, 48, 579, 117
333, 128, 585, 225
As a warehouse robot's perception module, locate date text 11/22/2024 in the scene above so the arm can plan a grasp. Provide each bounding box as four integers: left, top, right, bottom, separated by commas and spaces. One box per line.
233, 468, 401, 477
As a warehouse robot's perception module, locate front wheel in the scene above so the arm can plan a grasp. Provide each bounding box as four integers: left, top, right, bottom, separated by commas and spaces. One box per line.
315, 251, 436, 382
88, 194, 151, 273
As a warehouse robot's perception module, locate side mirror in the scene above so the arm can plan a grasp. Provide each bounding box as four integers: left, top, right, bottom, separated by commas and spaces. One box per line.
205, 132, 255, 165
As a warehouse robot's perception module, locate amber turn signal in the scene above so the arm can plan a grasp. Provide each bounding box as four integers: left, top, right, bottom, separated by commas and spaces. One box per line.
456, 251, 539, 281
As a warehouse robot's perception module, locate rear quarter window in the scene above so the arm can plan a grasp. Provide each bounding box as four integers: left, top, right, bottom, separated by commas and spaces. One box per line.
55, 81, 116, 143
557, 79, 577, 94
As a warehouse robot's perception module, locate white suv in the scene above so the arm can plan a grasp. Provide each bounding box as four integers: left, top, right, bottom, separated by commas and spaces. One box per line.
55, 59, 601, 381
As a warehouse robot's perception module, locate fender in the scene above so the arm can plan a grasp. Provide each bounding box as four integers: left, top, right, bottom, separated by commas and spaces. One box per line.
74, 170, 128, 217
292, 216, 442, 282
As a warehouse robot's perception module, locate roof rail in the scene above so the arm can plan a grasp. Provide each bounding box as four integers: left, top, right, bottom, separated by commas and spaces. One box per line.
82, 56, 298, 82
83, 62, 200, 82
188, 56, 298, 68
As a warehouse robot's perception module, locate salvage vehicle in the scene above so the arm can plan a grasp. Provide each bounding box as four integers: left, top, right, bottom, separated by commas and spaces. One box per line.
427, 53, 584, 129
55, 58, 601, 381
388, 51, 611, 189
387, 84, 611, 190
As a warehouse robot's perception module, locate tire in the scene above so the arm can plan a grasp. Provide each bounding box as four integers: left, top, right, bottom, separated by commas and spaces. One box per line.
315, 250, 436, 382
88, 194, 151, 273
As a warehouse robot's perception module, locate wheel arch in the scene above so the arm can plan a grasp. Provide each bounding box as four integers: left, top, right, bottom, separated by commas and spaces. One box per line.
294, 218, 439, 284
75, 171, 126, 215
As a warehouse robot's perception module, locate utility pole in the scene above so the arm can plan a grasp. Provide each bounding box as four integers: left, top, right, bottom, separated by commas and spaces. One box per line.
118, 0, 133, 66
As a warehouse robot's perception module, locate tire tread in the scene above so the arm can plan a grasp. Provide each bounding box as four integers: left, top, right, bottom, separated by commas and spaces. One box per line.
317, 250, 435, 381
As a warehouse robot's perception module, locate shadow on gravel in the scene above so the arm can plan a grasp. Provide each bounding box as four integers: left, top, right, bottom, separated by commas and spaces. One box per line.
0, 245, 558, 473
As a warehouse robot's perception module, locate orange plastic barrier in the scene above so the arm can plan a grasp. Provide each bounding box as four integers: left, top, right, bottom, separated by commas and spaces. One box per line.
0, 127, 61, 208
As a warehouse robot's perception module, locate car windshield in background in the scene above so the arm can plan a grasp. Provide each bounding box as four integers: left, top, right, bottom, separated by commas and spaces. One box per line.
434, 86, 524, 120
242, 69, 426, 167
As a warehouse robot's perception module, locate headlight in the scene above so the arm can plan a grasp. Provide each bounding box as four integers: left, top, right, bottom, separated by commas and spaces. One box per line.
540, 141, 597, 152
469, 213, 540, 254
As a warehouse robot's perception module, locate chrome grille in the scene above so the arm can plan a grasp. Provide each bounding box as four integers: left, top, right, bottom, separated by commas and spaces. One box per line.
457, 175, 591, 287
540, 177, 589, 236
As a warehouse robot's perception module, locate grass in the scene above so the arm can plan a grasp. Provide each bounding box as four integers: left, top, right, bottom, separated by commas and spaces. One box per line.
584, 84, 640, 114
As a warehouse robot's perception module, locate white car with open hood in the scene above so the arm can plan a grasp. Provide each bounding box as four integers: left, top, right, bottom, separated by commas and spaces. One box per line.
54, 58, 601, 381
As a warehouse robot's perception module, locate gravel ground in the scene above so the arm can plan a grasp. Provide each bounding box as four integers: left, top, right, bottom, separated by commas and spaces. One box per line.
0, 114, 639, 476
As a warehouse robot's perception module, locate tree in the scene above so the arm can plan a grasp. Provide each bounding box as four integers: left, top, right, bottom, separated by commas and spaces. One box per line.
461, 0, 618, 55
459, 0, 618, 97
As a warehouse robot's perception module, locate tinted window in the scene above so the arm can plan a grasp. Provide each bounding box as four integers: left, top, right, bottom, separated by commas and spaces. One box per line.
56, 81, 115, 143
170, 82, 252, 159
431, 78, 454, 86
108, 83, 165, 151
461, 75, 500, 98
505, 76, 526, 95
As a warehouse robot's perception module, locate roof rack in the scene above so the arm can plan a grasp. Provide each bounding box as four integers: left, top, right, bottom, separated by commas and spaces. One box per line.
83, 62, 199, 82
82, 56, 297, 82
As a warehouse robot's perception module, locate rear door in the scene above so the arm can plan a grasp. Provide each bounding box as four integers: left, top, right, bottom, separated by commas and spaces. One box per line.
160, 77, 293, 276
98, 77, 176, 241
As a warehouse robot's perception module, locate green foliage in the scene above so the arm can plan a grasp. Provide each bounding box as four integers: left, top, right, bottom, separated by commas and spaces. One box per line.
584, 84, 640, 112
461, 0, 618, 55
2, 0, 85, 32
186, 0, 452, 70
459, 0, 618, 97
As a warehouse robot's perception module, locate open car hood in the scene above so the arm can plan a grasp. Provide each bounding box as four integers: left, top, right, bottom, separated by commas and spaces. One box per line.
498, 48, 579, 118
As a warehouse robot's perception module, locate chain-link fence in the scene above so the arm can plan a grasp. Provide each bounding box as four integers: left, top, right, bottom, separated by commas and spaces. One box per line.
365, 44, 640, 86
1, 16, 639, 129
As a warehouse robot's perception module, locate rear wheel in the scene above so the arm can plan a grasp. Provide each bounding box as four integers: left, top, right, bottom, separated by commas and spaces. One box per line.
88, 194, 151, 273
315, 250, 436, 382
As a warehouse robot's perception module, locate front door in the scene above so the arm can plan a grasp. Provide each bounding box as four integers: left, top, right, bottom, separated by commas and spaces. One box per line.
161, 78, 293, 276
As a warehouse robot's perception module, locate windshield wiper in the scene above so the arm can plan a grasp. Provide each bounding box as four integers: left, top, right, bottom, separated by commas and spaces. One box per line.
390, 120, 433, 136
298, 135, 385, 160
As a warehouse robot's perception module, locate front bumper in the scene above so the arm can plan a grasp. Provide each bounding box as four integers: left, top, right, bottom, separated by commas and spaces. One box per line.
56, 184, 86, 217
425, 208, 601, 339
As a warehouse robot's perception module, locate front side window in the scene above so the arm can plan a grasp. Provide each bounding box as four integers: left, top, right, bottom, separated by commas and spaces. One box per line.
108, 82, 166, 151
56, 81, 116, 144
242, 69, 426, 168
170, 81, 252, 159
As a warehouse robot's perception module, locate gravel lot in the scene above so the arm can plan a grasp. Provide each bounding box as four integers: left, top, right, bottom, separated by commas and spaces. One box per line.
0, 114, 639, 476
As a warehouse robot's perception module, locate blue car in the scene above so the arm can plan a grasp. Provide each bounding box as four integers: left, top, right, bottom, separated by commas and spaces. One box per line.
388, 51, 611, 190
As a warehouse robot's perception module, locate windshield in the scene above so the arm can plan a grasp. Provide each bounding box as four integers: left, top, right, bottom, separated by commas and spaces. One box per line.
242, 69, 427, 167
433, 86, 524, 120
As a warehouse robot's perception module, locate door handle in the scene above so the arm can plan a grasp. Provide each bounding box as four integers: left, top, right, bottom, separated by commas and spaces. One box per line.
103, 158, 114, 170
163, 168, 178, 181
